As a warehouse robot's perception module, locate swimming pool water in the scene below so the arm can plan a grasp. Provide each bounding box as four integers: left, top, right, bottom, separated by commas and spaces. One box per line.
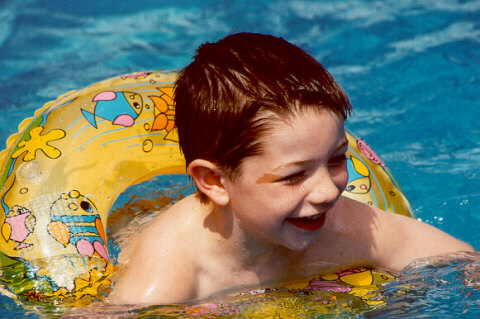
0, 0, 479, 317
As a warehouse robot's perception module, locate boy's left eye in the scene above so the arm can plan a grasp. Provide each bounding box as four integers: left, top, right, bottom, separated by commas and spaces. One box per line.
278, 171, 306, 185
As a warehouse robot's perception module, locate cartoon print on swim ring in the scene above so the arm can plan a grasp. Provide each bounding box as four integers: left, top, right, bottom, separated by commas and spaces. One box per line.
0, 71, 412, 306
356, 139, 385, 166
305, 268, 394, 305
121, 71, 151, 80
1, 205, 36, 250
11, 125, 66, 162
81, 91, 143, 128
48, 190, 109, 261
150, 87, 176, 141
345, 156, 372, 194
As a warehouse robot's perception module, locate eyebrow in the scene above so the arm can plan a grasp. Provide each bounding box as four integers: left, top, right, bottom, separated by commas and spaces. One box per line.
272, 139, 349, 171
256, 173, 283, 184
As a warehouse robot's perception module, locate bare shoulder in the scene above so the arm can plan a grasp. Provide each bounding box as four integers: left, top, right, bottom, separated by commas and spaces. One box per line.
109, 195, 202, 305
336, 197, 474, 271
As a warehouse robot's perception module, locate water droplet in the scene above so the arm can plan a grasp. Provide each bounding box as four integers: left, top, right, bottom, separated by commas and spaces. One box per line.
17, 160, 48, 183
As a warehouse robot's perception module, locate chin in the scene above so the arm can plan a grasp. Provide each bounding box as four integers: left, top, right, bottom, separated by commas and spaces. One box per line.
280, 228, 320, 251
282, 236, 316, 252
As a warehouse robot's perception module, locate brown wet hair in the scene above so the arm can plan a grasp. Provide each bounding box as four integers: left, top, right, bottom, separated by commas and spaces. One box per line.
175, 32, 352, 185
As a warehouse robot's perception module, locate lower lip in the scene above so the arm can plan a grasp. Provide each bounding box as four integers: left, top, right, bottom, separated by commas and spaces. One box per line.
287, 213, 326, 232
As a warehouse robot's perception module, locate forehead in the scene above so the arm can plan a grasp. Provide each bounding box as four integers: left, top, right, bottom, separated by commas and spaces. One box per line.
259, 108, 344, 140
228, 108, 346, 181
249, 109, 346, 164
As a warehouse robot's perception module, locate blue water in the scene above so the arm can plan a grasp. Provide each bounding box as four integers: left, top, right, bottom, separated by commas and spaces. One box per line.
0, 0, 479, 317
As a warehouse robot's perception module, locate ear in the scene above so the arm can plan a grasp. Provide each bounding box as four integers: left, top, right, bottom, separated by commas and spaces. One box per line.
187, 159, 230, 206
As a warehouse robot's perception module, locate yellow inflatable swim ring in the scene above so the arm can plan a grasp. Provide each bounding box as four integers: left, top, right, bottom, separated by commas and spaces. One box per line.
0, 71, 412, 305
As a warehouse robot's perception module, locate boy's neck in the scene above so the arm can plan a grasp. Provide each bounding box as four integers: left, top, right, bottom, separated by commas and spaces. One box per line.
199, 197, 306, 279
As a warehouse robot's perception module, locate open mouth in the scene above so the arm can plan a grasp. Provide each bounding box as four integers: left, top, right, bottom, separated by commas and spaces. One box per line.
286, 213, 327, 232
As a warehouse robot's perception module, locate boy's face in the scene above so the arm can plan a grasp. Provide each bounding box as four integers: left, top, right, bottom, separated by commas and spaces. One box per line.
223, 109, 349, 251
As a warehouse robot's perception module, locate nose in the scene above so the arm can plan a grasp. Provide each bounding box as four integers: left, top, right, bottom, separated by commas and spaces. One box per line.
305, 169, 343, 207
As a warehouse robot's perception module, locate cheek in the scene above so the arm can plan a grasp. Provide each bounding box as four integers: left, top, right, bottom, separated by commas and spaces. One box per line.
232, 185, 291, 219
228, 182, 270, 212
335, 165, 349, 192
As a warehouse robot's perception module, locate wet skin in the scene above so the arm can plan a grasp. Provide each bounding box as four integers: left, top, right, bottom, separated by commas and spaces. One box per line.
110, 109, 474, 305
221, 109, 349, 252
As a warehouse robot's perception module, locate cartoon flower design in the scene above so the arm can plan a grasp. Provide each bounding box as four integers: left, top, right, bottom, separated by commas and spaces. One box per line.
150, 87, 176, 133
149, 87, 177, 142
12, 126, 66, 162
22, 289, 45, 302
357, 139, 385, 167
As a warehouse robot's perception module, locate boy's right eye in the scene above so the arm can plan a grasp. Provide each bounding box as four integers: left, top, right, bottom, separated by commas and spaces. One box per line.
329, 154, 347, 167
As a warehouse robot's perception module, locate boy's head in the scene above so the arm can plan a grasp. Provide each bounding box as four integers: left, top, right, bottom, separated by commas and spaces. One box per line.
175, 32, 351, 182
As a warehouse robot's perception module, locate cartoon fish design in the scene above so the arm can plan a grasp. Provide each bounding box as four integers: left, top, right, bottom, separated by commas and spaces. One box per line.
345, 156, 372, 194
81, 91, 143, 128
47, 190, 109, 261
305, 268, 394, 305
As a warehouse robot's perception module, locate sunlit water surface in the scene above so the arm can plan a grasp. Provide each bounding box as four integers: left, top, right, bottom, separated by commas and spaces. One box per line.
0, 0, 479, 317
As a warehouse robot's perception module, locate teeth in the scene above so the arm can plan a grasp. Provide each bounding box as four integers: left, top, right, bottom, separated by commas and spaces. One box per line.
305, 214, 321, 220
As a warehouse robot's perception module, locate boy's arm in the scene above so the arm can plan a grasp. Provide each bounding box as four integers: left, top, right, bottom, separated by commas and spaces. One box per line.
371, 204, 474, 271
108, 232, 195, 305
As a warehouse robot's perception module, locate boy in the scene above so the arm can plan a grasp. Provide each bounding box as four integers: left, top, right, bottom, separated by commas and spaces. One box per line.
110, 33, 473, 304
